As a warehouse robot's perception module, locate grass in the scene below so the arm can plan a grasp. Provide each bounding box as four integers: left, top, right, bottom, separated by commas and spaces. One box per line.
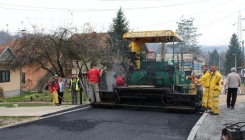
0, 116, 36, 119
3, 91, 53, 102
0, 89, 89, 106
0, 103, 53, 108
0, 116, 37, 127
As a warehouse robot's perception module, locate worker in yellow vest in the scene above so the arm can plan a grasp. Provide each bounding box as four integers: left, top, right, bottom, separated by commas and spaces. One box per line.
209, 65, 222, 115
198, 64, 212, 112
69, 75, 81, 105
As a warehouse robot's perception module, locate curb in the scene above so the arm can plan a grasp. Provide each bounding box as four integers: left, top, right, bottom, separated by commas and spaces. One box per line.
186, 112, 208, 140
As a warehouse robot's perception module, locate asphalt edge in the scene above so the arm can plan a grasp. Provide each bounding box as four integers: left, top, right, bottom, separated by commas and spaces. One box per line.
186, 112, 208, 140
0, 105, 91, 129
41, 104, 90, 117
186, 101, 245, 140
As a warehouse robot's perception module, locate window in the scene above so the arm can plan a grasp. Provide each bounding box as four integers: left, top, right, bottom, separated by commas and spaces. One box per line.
0, 70, 10, 83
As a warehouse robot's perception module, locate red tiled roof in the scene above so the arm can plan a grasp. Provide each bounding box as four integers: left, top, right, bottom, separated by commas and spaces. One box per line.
0, 46, 6, 54
0, 40, 15, 54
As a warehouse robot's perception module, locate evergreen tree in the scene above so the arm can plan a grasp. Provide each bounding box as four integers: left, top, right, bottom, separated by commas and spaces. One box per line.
170, 17, 201, 54
107, 7, 130, 55
208, 49, 220, 68
224, 33, 243, 74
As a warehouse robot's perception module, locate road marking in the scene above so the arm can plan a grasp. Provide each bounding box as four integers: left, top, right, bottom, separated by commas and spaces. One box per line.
186, 113, 208, 140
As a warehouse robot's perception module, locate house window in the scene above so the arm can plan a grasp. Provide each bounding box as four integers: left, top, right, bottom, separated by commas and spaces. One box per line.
0, 70, 10, 83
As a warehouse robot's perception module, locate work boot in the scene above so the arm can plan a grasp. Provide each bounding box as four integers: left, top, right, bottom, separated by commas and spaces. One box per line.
199, 106, 206, 113
210, 112, 219, 115
207, 109, 213, 113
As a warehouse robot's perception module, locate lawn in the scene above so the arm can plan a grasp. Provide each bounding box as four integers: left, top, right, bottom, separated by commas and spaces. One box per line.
0, 103, 53, 108
0, 89, 89, 105
0, 116, 36, 119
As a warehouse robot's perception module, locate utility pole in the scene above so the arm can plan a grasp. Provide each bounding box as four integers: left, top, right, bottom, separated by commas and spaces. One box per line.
237, 11, 243, 47
219, 54, 220, 71
243, 41, 244, 77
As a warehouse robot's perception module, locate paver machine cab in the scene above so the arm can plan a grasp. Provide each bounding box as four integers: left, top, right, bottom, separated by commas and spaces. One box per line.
93, 30, 203, 112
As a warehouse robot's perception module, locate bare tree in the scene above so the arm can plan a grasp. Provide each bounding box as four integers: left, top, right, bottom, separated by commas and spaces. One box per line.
5, 25, 113, 78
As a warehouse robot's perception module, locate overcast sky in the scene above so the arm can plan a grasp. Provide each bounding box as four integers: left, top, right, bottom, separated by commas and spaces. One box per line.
0, 0, 245, 47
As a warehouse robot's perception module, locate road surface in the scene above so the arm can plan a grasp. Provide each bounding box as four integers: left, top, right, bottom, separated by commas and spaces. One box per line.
0, 106, 202, 140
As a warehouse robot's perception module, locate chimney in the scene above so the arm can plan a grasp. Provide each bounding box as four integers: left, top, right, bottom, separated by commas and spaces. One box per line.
21, 30, 26, 38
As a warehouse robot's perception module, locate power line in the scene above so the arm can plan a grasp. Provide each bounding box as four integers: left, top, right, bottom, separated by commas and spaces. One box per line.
0, 0, 208, 12
198, 9, 245, 29
136, 0, 233, 29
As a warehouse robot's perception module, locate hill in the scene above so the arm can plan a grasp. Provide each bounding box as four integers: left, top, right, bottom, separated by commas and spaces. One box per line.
147, 43, 228, 54
199, 45, 228, 54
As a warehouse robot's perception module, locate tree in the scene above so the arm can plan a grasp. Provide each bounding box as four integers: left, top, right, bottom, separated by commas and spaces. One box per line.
207, 49, 220, 68
5, 25, 111, 78
70, 23, 114, 76
5, 28, 73, 77
170, 17, 202, 54
107, 7, 130, 56
224, 33, 243, 74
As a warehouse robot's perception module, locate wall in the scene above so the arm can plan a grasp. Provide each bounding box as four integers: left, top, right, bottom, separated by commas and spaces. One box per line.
1, 70, 21, 98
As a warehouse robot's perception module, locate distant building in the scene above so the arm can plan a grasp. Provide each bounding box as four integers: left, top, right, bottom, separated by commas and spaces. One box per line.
158, 53, 206, 76
0, 43, 21, 98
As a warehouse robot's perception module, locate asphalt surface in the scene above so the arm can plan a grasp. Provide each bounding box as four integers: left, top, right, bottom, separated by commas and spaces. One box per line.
193, 102, 245, 140
0, 106, 202, 140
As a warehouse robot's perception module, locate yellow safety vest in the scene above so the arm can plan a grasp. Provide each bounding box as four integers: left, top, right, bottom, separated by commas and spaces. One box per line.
70, 78, 80, 90
210, 71, 222, 91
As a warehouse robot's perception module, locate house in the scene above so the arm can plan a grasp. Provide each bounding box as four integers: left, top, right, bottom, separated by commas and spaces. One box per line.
0, 44, 22, 98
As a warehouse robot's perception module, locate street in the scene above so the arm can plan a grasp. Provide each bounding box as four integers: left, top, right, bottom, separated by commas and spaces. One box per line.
0, 106, 202, 140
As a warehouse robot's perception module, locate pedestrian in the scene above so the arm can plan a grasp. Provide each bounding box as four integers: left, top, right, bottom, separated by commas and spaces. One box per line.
209, 65, 222, 115
186, 73, 198, 94
87, 64, 103, 103
198, 64, 212, 112
224, 67, 241, 109
113, 74, 126, 87
69, 74, 81, 105
50, 74, 59, 106
58, 77, 64, 105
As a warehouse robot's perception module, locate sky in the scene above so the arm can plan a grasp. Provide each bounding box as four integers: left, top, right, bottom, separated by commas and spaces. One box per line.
0, 0, 245, 47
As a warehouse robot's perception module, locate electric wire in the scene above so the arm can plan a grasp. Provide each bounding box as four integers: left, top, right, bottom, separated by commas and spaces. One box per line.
136, 0, 234, 29
198, 8, 245, 29
1, 0, 243, 47
147, 1, 245, 30
0, 0, 208, 12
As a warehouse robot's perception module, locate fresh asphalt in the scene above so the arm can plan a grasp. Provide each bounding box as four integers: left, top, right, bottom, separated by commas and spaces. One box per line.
0, 105, 202, 140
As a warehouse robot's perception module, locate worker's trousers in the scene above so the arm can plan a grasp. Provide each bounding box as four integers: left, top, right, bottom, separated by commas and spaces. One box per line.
52, 91, 59, 105
189, 83, 197, 94
202, 87, 212, 109
89, 82, 101, 103
71, 90, 78, 105
211, 90, 220, 114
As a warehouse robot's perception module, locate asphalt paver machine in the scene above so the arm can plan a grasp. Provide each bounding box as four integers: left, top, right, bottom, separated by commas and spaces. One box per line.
92, 30, 203, 112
